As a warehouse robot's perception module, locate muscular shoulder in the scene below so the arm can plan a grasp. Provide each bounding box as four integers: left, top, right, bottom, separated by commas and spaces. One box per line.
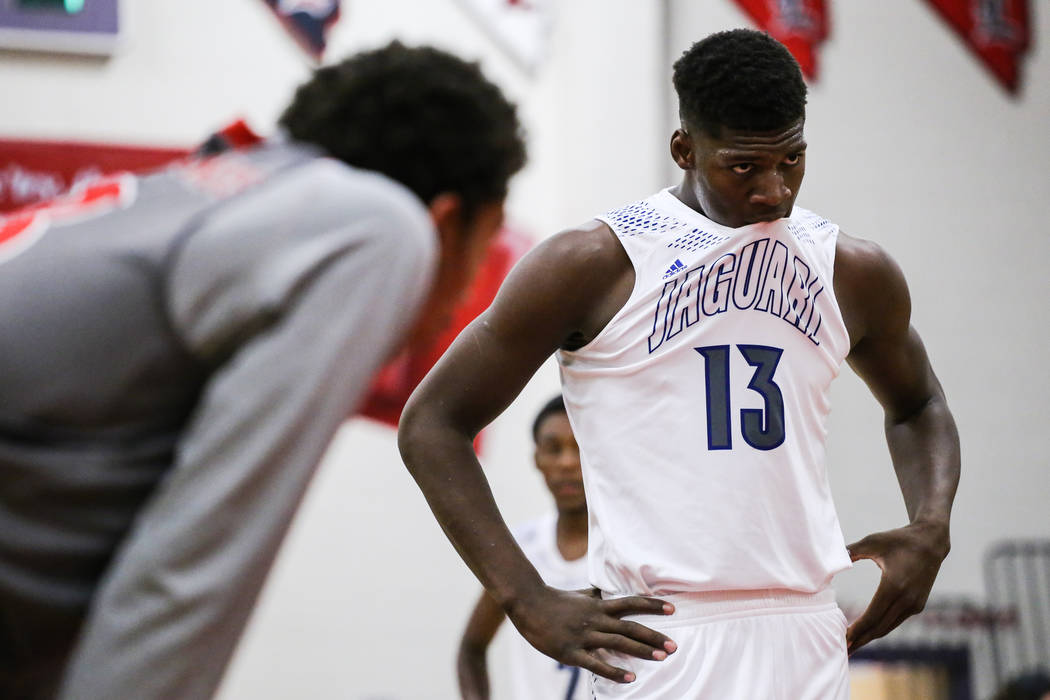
293, 159, 433, 246
175, 158, 431, 269
168, 159, 436, 361
538, 219, 628, 273
491, 219, 632, 349
834, 231, 911, 348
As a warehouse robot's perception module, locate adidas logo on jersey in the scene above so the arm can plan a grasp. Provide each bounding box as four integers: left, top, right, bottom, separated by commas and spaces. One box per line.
663, 259, 685, 279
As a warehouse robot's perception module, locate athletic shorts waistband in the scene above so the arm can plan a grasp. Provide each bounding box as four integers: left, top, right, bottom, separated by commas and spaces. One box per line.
604, 587, 838, 622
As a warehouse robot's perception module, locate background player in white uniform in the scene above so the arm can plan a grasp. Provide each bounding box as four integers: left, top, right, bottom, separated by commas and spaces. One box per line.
400, 28, 960, 698
458, 396, 590, 700
0, 43, 525, 700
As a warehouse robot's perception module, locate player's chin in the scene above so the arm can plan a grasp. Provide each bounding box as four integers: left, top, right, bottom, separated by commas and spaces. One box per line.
555, 493, 588, 513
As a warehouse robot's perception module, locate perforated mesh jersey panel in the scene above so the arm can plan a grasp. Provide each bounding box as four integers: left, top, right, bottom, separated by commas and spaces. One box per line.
603, 200, 730, 253
667, 227, 730, 253
604, 202, 688, 237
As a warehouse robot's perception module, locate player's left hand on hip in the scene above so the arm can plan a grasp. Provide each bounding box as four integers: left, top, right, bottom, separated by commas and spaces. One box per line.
844, 520, 950, 655
504, 584, 677, 684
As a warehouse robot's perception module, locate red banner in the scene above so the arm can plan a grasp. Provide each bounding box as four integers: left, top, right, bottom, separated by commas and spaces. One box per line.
0, 136, 527, 430
730, 0, 829, 80
0, 139, 183, 213
922, 0, 1030, 93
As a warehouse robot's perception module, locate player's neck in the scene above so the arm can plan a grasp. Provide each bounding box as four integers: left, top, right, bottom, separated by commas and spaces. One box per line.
670, 177, 707, 219
555, 508, 588, 561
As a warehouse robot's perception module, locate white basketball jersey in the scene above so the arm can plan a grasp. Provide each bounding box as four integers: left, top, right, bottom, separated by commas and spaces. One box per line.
506, 513, 590, 700
557, 189, 853, 596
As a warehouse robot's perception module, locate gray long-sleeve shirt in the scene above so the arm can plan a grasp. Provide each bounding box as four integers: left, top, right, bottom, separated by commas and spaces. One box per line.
0, 139, 436, 698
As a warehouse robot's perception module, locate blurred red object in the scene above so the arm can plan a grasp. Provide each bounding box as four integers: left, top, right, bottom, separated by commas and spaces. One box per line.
360, 225, 532, 431
730, 0, 829, 80
922, 0, 1031, 94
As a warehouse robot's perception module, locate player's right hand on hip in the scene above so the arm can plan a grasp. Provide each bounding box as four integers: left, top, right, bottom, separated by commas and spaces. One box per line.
504, 585, 677, 683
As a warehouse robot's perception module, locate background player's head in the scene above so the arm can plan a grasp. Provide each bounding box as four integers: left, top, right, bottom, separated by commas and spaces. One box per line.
992, 671, 1050, 700
670, 29, 808, 228
532, 396, 585, 515
280, 41, 526, 345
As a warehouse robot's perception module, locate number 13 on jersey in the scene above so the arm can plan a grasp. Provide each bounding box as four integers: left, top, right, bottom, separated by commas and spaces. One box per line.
695, 344, 785, 451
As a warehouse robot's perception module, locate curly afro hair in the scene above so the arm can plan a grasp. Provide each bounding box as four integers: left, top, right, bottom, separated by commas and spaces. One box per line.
673, 29, 807, 136
280, 42, 526, 218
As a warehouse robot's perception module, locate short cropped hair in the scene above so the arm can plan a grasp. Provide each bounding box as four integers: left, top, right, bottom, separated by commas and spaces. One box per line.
992, 671, 1050, 700
672, 29, 807, 135
280, 42, 526, 218
532, 395, 566, 442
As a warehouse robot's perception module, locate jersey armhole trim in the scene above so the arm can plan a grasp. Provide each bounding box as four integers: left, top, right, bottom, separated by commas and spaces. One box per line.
560, 216, 641, 356
823, 226, 853, 369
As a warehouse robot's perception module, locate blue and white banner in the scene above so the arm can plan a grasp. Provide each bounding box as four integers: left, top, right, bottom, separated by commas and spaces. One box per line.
262, 0, 341, 61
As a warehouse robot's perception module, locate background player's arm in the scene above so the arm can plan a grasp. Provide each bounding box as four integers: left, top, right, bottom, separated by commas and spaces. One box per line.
458, 591, 506, 700
834, 232, 961, 654
57, 178, 436, 700
399, 222, 676, 684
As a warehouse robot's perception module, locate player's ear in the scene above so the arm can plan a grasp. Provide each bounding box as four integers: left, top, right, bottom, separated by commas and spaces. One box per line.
670, 129, 695, 170
427, 192, 466, 252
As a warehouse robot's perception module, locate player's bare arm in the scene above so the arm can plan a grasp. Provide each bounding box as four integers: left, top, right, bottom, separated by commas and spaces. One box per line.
399, 221, 677, 683
458, 591, 505, 700
833, 232, 961, 654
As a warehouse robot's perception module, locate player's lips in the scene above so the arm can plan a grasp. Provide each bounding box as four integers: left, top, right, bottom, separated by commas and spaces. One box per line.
554, 482, 584, 496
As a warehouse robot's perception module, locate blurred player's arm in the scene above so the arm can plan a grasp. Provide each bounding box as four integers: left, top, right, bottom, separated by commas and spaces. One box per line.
458, 590, 506, 700
834, 232, 961, 654
400, 221, 676, 684
57, 170, 437, 699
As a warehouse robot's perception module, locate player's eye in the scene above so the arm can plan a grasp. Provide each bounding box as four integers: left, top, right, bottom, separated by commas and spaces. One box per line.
731, 163, 753, 175
784, 153, 803, 166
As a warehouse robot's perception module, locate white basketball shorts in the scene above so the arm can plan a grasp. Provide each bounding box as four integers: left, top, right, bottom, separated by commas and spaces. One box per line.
591, 588, 849, 699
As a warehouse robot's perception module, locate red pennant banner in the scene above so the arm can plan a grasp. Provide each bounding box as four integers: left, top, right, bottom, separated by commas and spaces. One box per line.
922, 0, 1030, 93
0, 135, 528, 431
262, 0, 341, 61
730, 0, 829, 80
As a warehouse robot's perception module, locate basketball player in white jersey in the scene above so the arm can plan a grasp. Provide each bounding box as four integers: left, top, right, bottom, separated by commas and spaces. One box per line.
400, 29, 960, 698
458, 396, 590, 700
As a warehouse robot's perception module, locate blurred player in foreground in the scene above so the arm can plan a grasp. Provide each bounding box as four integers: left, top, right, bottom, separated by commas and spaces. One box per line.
400, 29, 959, 698
458, 396, 589, 700
0, 42, 524, 699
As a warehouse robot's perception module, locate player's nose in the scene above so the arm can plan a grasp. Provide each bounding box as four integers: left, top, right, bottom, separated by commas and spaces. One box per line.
749, 170, 791, 207
556, 448, 580, 470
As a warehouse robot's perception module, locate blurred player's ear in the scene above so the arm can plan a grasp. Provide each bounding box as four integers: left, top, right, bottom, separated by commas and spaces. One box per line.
670, 129, 695, 171
399, 193, 469, 352
426, 191, 504, 284
407, 192, 502, 351
427, 192, 466, 250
